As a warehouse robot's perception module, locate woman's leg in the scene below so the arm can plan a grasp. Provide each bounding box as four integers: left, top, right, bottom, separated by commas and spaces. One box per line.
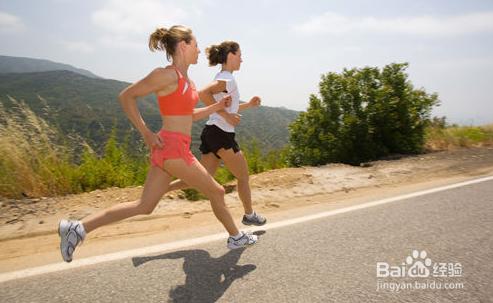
163, 158, 239, 236
216, 149, 253, 214
167, 153, 221, 192
59, 166, 173, 262
82, 166, 173, 233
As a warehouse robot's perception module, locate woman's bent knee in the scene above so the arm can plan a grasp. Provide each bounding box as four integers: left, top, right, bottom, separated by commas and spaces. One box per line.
214, 185, 226, 197
139, 207, 154, 215
206, 184, 225, 200
133, 201, 155, 215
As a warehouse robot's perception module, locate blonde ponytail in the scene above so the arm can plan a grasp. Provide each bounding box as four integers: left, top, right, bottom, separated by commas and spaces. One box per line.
148, 25, 193, 61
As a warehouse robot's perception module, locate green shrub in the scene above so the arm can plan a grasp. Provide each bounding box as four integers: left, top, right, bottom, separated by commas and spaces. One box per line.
288, 63, 439, 166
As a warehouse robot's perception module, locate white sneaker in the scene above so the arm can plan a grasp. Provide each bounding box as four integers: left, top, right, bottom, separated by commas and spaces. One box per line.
227, 231, 257, 249
242, 211, 267, 226
58, 219, 85, 262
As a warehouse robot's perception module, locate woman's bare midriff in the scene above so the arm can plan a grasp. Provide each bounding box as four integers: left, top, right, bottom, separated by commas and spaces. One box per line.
161, 115, 194, 136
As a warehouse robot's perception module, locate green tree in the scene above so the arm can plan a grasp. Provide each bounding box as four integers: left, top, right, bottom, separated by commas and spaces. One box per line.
288, 63, 439, 166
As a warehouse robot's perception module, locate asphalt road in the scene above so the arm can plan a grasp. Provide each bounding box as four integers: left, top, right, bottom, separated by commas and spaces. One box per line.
1, 179, 492, 302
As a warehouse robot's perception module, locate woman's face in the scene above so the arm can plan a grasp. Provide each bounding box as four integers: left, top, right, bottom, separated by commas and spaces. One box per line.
228, 48, 242, 71
183, 37, 200, 65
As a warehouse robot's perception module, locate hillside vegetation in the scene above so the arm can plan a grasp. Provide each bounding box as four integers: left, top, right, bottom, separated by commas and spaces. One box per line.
2, 60, 491, 199
0, 70, 298, 156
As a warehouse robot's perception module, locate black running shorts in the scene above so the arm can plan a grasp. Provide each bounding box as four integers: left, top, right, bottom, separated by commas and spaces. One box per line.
199, 124, 240, 159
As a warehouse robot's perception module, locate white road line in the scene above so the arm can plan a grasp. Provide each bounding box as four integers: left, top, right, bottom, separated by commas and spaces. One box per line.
1, 174, 492, 283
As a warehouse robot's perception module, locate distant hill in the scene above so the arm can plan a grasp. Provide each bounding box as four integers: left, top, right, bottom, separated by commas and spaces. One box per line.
0, 55, 100, 79
0, 70, 299, 155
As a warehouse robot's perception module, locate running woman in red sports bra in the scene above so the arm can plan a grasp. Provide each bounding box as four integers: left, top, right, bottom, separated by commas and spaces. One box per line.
58, 26, 257, 262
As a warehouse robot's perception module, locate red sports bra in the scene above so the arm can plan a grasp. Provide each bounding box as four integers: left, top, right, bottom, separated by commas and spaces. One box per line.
158, 66, 199, 116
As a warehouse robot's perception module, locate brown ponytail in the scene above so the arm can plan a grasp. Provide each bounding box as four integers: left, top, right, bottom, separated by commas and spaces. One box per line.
148, 25, 193, 61
205, 41, 240, 66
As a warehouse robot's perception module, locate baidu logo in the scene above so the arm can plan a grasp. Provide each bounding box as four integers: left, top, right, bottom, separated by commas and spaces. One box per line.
376, 249, 461, 278
376, 249, 464, 292
377, 249, 432, 278
406, 250, 432, 277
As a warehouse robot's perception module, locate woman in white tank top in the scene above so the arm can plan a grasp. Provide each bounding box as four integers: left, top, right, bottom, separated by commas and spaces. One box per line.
168, 41, 267, 227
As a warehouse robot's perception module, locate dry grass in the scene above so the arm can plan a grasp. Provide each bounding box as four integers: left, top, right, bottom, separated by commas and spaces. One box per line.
0, 97, 79, 198
425, 123, 493, 151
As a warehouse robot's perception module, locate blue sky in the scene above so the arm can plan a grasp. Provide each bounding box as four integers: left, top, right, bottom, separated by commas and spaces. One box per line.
1, 0, 492, 124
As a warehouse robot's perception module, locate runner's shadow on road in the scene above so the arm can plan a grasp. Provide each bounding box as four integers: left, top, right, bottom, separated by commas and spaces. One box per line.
132, 232, 265, 303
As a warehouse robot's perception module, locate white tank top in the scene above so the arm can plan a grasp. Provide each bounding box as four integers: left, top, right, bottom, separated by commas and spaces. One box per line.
205, 70, 240, 133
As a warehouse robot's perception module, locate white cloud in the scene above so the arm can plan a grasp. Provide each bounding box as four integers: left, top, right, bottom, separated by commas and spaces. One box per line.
98, 35, 143, 51
0, 11, 25, 33
61, 41, 95, 53
294, 11, 493, 36
91, 0, 193, 49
